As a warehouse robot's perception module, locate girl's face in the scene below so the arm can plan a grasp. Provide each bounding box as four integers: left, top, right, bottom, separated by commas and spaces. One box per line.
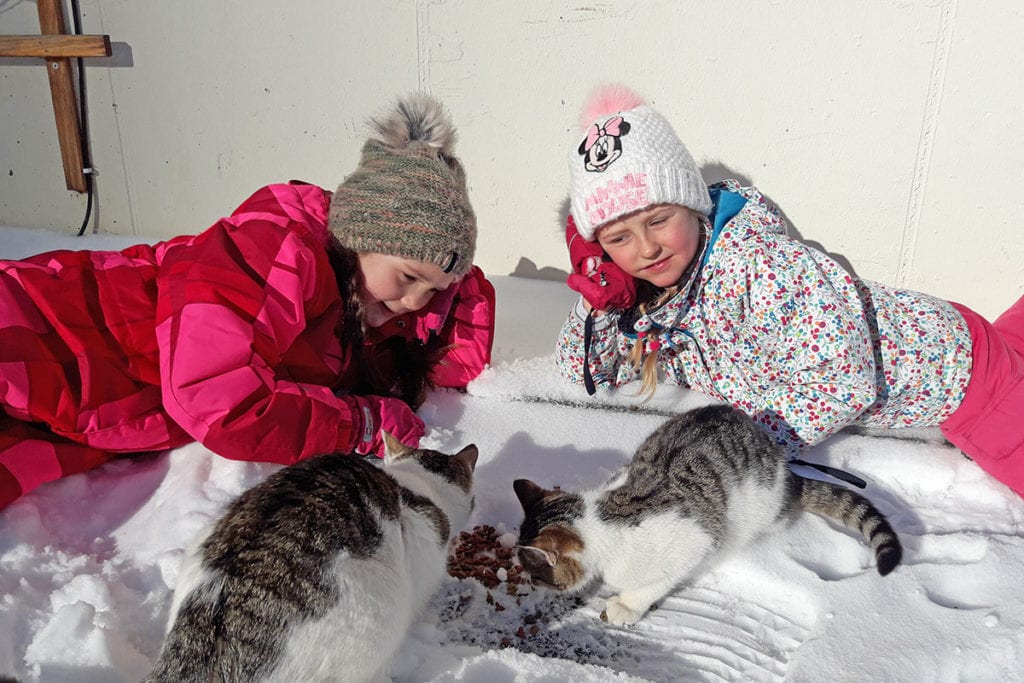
596, 204, 703, 288
357, 252, 457, 328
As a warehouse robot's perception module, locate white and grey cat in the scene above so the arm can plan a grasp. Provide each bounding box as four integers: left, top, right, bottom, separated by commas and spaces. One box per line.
146, 433, 478, 683
515, 404, 902, 626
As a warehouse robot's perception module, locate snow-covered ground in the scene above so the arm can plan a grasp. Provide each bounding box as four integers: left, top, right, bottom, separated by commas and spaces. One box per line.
1, 225, 1023, 682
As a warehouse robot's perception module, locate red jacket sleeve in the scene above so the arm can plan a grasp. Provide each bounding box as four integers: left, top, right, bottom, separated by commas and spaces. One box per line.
429, 266, 496, 388
155, 184, 363, 464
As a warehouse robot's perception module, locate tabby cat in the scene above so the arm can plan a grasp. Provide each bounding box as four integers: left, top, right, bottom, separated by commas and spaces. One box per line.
146, 433, 478, 682
515, 404, 901, 626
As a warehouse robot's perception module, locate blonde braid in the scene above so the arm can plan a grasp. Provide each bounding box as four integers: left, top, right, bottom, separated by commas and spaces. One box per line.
627, 211, 711, 400
626, 286, 679, 400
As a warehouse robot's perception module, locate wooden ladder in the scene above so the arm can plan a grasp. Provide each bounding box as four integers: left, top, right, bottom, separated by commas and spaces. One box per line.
0, 0, 112, 192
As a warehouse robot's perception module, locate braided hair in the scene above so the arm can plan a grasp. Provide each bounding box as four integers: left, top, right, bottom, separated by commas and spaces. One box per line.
622, 212, 710, 400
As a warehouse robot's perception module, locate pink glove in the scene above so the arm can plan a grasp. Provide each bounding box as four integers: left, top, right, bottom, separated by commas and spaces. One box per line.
565, 214, 636, 311
350, 395, 425, 457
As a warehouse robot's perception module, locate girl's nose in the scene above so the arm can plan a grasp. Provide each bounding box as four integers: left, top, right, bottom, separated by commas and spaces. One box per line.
403, 289, 433, 312
637, 233, 661, 259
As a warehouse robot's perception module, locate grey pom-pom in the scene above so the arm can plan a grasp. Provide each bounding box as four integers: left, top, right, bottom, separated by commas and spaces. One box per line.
370, 93, 456, 155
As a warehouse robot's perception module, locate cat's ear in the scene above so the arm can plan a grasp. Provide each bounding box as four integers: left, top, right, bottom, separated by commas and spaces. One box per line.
519, 545, 557, 567
513, 479, 548, 510
382, 431, 415, 462
453, 444, 479, 472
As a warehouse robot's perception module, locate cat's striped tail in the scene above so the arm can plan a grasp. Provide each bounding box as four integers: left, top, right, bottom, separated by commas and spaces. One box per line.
143, 576, 225, 682
792, 476, 903, 576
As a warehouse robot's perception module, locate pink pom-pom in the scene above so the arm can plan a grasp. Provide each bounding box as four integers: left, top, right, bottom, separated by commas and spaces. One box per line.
579, 84, 645, 130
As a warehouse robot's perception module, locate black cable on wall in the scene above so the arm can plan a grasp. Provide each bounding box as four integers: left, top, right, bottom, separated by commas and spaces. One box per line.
70, 0, 95, 236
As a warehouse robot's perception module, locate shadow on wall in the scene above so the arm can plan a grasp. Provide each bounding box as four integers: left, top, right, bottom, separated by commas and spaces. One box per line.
511, 161, 863, 282
509, 195, 574, 280
703, 161, 863, 280
511, 257, 567, 281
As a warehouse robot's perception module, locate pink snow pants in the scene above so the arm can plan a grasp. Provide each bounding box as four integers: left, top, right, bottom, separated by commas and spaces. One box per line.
941, 294, 1024, 497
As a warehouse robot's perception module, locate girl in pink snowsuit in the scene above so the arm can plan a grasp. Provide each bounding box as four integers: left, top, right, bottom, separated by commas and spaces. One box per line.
0, 95, 495, 510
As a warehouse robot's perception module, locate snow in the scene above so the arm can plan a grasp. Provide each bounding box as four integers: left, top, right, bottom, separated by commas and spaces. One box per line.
2, 225, 1023, 682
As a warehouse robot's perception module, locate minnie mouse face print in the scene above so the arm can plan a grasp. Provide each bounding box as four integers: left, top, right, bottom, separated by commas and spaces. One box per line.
578, 115, 631, 173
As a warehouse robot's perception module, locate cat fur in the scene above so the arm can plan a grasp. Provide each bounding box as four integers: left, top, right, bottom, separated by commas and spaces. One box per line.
145, 433, 477, 682
514, 404, 901, 626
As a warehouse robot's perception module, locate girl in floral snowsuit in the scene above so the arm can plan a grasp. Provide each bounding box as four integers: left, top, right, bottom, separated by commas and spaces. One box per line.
556, 84, 1023, 497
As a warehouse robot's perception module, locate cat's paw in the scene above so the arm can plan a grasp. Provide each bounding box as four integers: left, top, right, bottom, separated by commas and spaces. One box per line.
600, 595, 645, 626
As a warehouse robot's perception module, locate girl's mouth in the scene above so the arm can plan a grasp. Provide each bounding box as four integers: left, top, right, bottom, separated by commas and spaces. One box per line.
643, 256, 673, 272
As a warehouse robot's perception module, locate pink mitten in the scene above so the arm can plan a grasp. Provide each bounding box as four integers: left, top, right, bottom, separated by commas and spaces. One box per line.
351, 395, 425, 457
565, 214, 635, 311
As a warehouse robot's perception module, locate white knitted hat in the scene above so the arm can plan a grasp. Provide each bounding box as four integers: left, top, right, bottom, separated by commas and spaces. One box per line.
568, 85, 712, 240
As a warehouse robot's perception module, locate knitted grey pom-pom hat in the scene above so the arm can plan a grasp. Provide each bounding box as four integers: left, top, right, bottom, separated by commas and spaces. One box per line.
329, 94, 477, 277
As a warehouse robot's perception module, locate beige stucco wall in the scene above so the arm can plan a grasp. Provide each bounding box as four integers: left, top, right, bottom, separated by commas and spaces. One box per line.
2, 0, 1021, 318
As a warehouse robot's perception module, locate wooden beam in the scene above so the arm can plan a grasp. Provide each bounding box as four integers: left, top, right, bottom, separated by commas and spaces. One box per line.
0, 35, 112, 58
0, 0, 114, 194
37, 0, 87, 192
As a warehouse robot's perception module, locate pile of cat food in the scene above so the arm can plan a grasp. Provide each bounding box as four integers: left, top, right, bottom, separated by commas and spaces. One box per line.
448, 523, 549, 645
448, 524, 530, 595
441, 524, 627, 660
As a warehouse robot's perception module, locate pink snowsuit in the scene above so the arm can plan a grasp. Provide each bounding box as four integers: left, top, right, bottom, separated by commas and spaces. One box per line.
941, 299, 1024, 495
0, 182, 495, 508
